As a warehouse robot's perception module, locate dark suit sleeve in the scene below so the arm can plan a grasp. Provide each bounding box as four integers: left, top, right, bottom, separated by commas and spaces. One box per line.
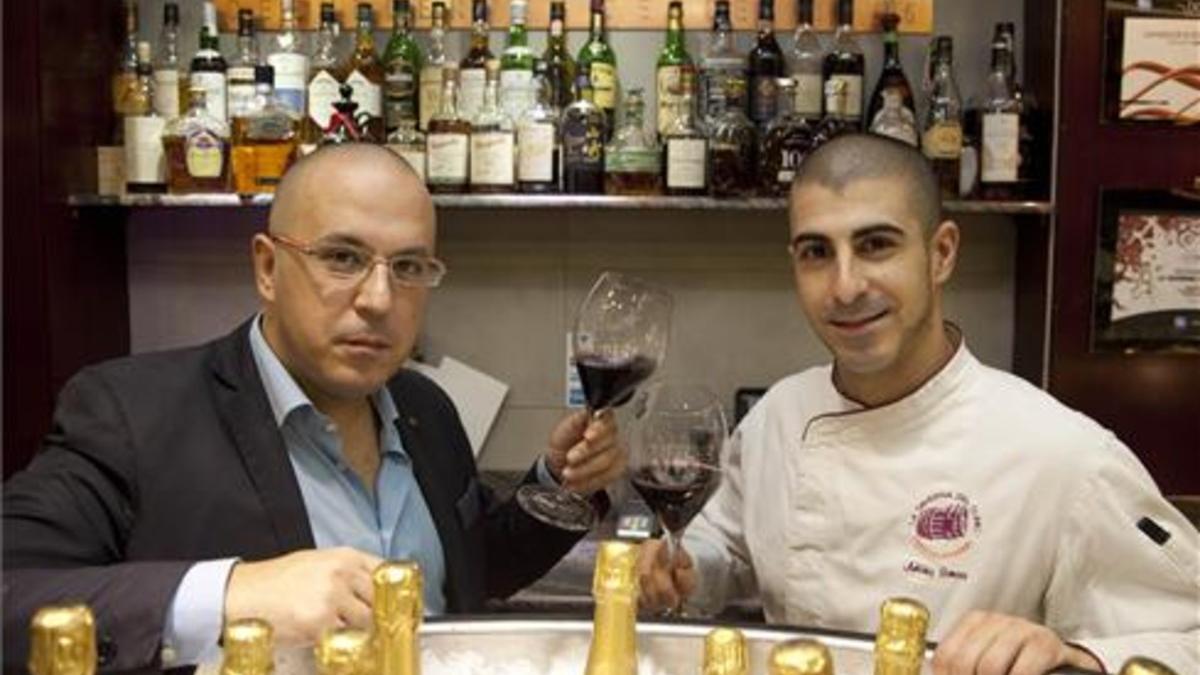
3, 368, 192, 672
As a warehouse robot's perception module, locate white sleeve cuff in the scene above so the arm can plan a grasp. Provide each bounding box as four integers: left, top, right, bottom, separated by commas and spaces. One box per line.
535, 455, 563, 488
160, 558, 240, 667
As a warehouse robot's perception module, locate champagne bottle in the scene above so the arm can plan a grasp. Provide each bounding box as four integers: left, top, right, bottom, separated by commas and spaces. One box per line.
769, 638, 834, 675
1119, 657, 1179, 675
28, 605, 96, 675
373, 561, 423, 675
220, 619, 274, 675
584, 541, 641, 675
873, 598, 930, 675
703, 627, 748, 675
315, 629, 376, 675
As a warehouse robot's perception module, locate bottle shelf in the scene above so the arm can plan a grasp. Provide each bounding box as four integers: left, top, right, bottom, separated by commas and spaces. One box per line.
68, 193, 1054, 215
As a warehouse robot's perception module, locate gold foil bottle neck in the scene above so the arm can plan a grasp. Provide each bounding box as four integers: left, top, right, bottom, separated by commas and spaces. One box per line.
592, 540, 641, 596
703, 627, 748, 675
221, 618, 275, 675
873, 597, 930, 675
29, 605, 97, 675
769, 638, 835, 675
373, 560, 424, 626
315, 628, 376, 675
1119, 657, 1179, 675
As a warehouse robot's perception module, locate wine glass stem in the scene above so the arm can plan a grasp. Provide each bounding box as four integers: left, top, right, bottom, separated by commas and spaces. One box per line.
663, 529, 685, 617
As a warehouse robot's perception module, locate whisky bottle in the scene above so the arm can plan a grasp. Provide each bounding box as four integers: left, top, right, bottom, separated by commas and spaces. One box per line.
459, 0, 494, 121
656, 0, 695, 138
604, 87, 661, 196
703, 627, 748, 675
227, 9, 260, 121
220, 619, 274, 675
153, 2, 184, 120
126, 41, 168, 193
427, 65, 471, 193
790, 0, 823, 125
190, 1, 228, 123
583, 541, 640, 675
500, 0, 536, 121
339, 3, 386, 143
232, 65, 300, 194
561, 74, 606, 194
759, 78, 816, 196
708, 76, 756, 198
384, 0, 423, 134
419, 2, 449, 131
163, 87, 231, 193
922, 36, 963, 199
664, 72, 707, 195
542, 0, 577, 111
979, 30, 1022, 200
770, 639, 834, 675
315, 629, 375, 675
266, 0, 310, 118
577, 0, 619, 139
866, 13, 917, 146
372, 561, 423, 675
29, 605, 96, 675
518, 64, 560, 192
873, 598, 930, 675
322, 84, 367, 144
699, 0, 743, 130
387, 119, 427, 182
823, 0, 865, 132
470, 60, 516, 193
112, 0, 140, 143
305, 3, 341, 151
747, 0, 785, 128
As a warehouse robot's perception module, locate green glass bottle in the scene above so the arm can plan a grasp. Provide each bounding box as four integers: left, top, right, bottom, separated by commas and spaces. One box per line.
542, 0, 577, 110
577, 0, 618, 139
656, 0, 694, 138
383, 0, 424, 133
500, 0, 536, 120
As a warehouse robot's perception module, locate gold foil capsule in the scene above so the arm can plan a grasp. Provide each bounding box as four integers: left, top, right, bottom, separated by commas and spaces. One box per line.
874, 597, 930, 675
29, 605, 96, 675
221, 618, 274, 675
769, 638, 835, 675
373, 560, 423, 675
315, 628, 375, 675
1119, 657, 1179, 675
703, 627, 749, 675
592, 540, 641, 596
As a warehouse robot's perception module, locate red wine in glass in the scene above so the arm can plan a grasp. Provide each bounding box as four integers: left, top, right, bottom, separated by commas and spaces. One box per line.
630, 459, 721, 534
575, 354, 658, 410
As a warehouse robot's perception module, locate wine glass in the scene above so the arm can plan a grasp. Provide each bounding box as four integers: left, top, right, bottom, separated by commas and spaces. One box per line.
628, 382, 728, 612
515, 271, 673, 532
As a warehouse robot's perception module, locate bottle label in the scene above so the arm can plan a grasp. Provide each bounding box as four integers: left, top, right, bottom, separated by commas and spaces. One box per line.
775, 134, 812, 185
386, 68, 418, 128
459, 68, 487, 119
922, 121, 963, 160
606, 147, 659, 174
750, 75, 778, 125
185, 129, 225, 178
419, 65, 444, 130
308, 70, 340, 128
657, 65, 685, 135
347, 70, 382, 117
153, 69, 181, 119
268, 52, 309, 115
387, 145, 427, 181
427, 132, 469, 181
517, 122, 555, 182
869, 87, 919, 146
825, 74, 863, 121
590, 62, 617, 110
190, 71, 227, 122
981, 112, 1019, 183
562, 114, 603, 168
124, 116, 167, 183
470, 131, 515, 185
666, 137, 706, 188
228, 84, 257, 119
500, 69, 535, 121
792, 72, 823, 118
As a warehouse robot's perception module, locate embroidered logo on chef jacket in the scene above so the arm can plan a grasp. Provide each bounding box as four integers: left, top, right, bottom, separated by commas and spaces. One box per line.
903, 491, 981, 582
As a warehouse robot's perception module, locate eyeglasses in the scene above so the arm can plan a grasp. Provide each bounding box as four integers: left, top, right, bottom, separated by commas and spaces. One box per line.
269, 233, 447, 289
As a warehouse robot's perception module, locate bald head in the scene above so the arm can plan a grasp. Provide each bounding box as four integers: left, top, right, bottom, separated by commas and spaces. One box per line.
792, 134, 941, 234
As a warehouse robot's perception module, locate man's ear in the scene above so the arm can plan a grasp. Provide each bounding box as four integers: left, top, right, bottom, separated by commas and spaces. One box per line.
252, 233, 277, 303
929, 219, 960, 285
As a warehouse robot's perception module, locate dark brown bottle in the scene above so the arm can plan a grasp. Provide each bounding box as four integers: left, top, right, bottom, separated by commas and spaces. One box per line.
759, 78, 817, 196
746, 0, 785, 128
866, 13, 917, 146
822, 0, 864, 131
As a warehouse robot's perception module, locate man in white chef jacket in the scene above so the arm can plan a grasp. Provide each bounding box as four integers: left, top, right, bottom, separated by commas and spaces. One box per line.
639, 134, 1199, 675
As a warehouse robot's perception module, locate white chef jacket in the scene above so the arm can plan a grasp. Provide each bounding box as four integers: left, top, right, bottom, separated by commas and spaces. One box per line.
685, 340, 1199, 674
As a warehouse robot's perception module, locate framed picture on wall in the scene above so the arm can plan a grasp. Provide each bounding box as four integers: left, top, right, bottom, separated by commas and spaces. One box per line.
1092, 189, 1200, 352
1101, 2, 1200, 125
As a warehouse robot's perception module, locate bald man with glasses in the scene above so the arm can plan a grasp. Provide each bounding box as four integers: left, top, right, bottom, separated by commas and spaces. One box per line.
3, 145, 626, 672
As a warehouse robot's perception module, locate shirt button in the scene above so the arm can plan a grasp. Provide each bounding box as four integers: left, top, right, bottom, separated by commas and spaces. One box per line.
160, 645, 177, 666
407, 416, 420, 428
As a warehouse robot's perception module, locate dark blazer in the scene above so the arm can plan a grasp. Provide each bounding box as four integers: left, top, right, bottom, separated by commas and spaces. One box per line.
3, 321, 590, 672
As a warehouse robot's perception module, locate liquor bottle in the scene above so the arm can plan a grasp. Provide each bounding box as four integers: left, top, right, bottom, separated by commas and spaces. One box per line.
583, 541, 640, 675
305, 3, 341, 152
873, 597, 930, 675
823, 0, 865, 132
153, 2, 184, 121
500, 0, 536, 121
604, 87, 661, 196
267, 0, 310, 118
759, 77, 817, 196
126, 41, 167, 194
227, 10, 260, 121
978, 34, 1022, 199
339, 3, 386, 143
470, 60, 516, 193
790, 0, 823, 124
699, 0, 743, 130
664, 72, 707, 196
372, 561, 422, 675
384, 0, 423, 134
577, 0, 619, 138
322, 84, 367, 144
459, 0, 493, 122
164, 87, 231, 193
561, 73, 606, 193
704, 627, 749, 675
518, 63, 560, 192
747, 0, 785, 128
112, 0, 140, 143
190, 1, 228, 123
656, 0, 695, 138
29, 605, 96, 675
542, 0, 577, 111
388, 120, 427, 182
427, 65, 471, 193
708, 76, 756, 198
232, 66, 300, 194
922, 36, 963, 199
220, 619, 274, 675
315, 629, 375, 675
769, 639, 834, 675
866, 13, 917, 146
419, 2, 449, 131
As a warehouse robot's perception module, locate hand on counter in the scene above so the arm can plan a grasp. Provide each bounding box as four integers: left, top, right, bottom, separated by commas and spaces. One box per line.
932, 611, 1103, 675
224, 548, 383, 646
545, 409, 626, 495
637, 538, 697, 612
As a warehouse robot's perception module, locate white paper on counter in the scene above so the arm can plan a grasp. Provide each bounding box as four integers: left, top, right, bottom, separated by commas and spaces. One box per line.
409, 356, 509, 458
